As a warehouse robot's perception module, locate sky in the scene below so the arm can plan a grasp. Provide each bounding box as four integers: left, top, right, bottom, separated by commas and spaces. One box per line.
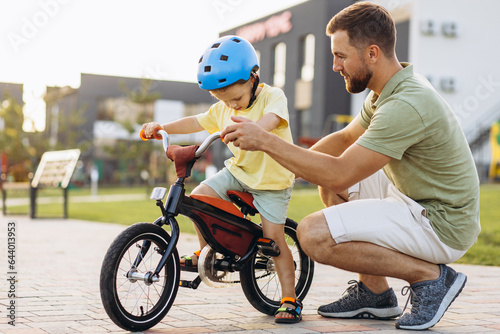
0, 0, 308, 130
0, 0, 307, 88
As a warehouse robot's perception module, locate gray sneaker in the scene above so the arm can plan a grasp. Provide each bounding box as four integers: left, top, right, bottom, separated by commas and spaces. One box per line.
318, 280, 402, 319
396, 264, 467, 330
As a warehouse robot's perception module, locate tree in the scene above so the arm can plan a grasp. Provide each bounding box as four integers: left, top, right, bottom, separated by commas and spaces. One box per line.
0, 94, 35, 181
102, 78, 162, 185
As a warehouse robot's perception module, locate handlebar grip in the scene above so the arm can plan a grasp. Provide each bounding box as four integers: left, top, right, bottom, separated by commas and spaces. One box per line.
140, 126, 163, 141
139, 130, 149, 141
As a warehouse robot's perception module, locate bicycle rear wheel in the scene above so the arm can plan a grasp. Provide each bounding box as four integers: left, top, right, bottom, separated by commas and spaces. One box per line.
100, 223, 180, 331
239, 218, 314, 315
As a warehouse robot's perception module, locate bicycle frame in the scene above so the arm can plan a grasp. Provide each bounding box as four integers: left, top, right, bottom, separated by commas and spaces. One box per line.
132, 131, 266, 284
101, 129, 314, 331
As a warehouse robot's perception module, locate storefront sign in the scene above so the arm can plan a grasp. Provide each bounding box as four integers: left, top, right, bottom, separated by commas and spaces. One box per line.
236, 11, 292, 44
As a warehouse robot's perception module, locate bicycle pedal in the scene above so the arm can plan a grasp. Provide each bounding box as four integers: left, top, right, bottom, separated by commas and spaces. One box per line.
180, 265, 198, 273
257, 238, 280, 257
179, 276, 201, 289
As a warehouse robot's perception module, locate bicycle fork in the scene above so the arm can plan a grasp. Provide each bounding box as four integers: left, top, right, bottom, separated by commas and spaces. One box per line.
126, 183, 184, 285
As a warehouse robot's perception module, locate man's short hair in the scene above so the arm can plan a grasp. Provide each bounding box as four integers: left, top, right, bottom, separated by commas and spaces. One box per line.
326, 1, 397, 58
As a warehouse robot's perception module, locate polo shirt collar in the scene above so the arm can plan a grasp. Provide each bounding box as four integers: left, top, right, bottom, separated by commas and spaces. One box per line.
373, 62, 413, 107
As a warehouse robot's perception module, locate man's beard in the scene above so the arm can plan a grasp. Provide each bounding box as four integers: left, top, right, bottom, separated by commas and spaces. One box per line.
344, 65, 373, 94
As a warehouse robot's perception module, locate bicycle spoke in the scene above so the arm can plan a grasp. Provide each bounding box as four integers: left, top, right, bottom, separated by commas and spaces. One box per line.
114, 239, 167, 316
151, 277, 165, 297
100, 223, 179, 331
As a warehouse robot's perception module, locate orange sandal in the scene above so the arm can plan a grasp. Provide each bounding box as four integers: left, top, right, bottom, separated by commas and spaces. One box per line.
275, 297, 303, 324
180, 250, 201, 272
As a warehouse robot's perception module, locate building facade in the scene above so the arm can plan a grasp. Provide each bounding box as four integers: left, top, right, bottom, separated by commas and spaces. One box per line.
43, 74, 215, 184
222, 0, 410, 146
3, 0, 499, 183
0, 83, 23, 104
222, 0, 354, 145
223, 0, 499, 180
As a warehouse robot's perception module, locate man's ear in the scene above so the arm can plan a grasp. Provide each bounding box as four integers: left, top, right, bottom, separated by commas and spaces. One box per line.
366, 45, 380, 64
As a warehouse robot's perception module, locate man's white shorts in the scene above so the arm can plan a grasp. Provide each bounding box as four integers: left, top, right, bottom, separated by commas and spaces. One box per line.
322, 170, 466, 264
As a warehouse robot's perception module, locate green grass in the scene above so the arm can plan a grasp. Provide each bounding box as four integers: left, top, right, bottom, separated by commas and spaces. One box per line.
8, 184, 500, 266
14, 187, 325, 236
456, 184, 500, 266
4, 185, 147, 199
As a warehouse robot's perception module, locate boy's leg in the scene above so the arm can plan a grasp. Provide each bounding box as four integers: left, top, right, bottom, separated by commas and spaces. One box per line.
182, 182, 227, 266
188, 184, 221, 255
260, 216, 297, 320
247, 185, 297, 320
184, 168, 243, 265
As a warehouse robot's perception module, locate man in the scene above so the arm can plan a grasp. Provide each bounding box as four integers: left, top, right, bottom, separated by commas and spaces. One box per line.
221, 1, 480, 330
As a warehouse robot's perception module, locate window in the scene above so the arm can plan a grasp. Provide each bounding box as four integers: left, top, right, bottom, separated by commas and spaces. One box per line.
301, 34, 315, 81
299, 109, 311, 138
273, 42, 286, 88
295, 34, 315, 138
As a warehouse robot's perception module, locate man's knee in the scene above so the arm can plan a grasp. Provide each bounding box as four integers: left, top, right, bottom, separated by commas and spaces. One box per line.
318, 186, 348, 207
296, 215, 312, 247
297, 211, 336, 262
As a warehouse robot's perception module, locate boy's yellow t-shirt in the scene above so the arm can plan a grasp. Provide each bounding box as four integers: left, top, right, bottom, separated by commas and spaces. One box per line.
196, 83, 294, 190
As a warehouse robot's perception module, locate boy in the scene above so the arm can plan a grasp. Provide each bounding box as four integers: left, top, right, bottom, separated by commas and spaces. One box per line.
142, 35, 302, 323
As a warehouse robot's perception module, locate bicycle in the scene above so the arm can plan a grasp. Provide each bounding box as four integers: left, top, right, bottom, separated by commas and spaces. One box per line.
99, 129, 315, 331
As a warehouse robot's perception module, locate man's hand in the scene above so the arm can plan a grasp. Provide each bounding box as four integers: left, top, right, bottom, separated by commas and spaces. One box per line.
221, 116, 268, 151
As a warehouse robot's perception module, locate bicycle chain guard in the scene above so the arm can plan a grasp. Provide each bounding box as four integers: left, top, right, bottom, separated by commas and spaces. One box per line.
197, 245, 239, 288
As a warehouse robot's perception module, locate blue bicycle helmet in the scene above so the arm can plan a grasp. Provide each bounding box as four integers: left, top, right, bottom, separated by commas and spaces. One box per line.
197, 35, 259, 91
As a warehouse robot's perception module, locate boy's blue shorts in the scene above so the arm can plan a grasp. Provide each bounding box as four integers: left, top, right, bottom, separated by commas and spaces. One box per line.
200, 167, 293, 225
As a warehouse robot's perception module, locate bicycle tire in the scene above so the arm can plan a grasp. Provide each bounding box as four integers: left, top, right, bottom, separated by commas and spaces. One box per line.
100, 223, 180, 331
239, 218, 314, 315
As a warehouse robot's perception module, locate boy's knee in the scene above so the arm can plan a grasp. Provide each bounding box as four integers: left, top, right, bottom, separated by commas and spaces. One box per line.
261, 218, 284, 240
191, 184, 218, 197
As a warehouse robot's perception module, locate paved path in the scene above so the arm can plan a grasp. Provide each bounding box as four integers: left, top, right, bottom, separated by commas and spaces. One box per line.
0, 216, 499, 334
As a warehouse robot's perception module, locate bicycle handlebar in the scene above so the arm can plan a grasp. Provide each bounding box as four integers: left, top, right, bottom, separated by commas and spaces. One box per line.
140, 129, 222, 158
195, 132, 222, 157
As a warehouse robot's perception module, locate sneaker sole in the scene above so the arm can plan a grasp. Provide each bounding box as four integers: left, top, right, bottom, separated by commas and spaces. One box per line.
396, 273, 467, 330
318, 306, 402, 320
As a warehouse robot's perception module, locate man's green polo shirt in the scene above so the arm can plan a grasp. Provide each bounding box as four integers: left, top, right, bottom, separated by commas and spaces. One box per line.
357, 63, 480, 251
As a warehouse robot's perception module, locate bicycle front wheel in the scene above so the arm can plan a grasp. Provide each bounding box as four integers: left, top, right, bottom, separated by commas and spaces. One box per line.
239, 218, 314, 315
100, 223, 180, 331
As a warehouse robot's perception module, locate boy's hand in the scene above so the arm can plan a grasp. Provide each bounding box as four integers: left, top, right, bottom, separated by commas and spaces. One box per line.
141, 122, 162, 139
221, 116, 267, 151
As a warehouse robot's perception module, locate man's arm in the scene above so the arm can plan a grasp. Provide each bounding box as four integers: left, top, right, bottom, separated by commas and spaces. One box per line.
222, 116, 391, 193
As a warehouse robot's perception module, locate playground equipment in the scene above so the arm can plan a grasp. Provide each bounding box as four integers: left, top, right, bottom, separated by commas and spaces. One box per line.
489, 120, 500, 181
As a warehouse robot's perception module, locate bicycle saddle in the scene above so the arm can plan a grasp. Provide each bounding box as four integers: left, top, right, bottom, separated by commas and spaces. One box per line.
227, 190, 259, 216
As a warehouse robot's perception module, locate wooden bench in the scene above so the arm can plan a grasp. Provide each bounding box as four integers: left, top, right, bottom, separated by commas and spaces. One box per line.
1, 149, 81, 218
1, 181, 31, 216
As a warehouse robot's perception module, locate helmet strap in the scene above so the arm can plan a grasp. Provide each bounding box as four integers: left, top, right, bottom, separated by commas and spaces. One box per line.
246, 73, 260, 109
